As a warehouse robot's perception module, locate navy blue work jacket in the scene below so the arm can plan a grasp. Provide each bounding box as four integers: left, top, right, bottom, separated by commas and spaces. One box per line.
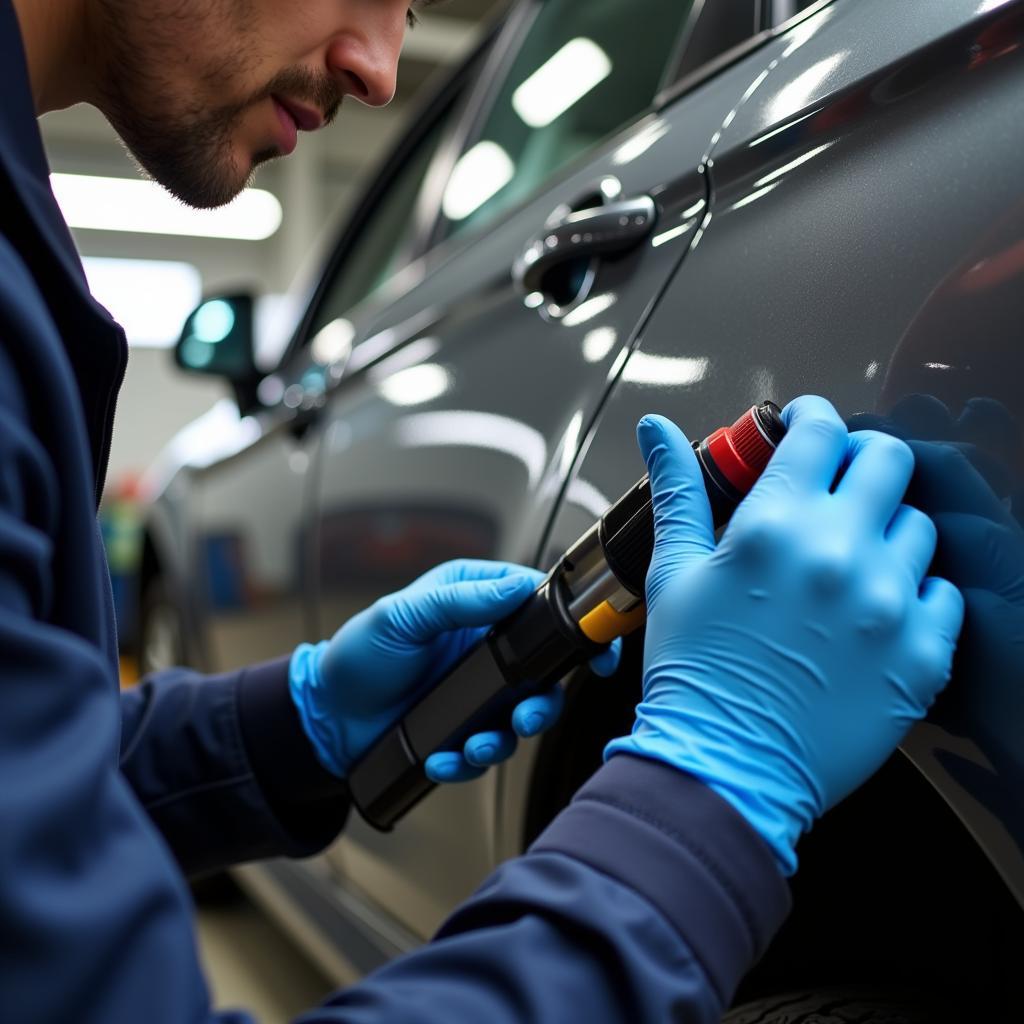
0, 3, 789, 1020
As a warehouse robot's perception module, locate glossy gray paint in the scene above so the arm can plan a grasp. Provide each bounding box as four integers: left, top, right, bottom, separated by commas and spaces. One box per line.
140, 0, 1024, 1000
305, 30, 746, 945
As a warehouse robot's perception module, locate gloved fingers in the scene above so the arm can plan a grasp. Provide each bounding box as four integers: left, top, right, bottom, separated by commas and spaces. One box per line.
588, 636, 622, 678
834, 430, 914, 529
409, 560, 544, 592
637, 415, 715, 569
770, 395, 849, 492
886, 504, 938, 583
424, 750, 487, 784
511, 686, 565, 737
917, 575, 966, 660
393, 573, 538, 643
463, 730, 517, 767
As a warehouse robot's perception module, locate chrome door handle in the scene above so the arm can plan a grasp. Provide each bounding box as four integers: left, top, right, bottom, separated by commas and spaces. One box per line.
512, 195, 657, 295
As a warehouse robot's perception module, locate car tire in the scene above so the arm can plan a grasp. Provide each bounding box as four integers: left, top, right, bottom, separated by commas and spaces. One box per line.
137, 575, 185, 676
723, 989, 959, 1023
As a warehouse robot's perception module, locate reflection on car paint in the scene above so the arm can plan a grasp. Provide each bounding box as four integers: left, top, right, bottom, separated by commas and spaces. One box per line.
851, 395, 1024, 905
839, 187, 1024, 901
394, 411, 549, 488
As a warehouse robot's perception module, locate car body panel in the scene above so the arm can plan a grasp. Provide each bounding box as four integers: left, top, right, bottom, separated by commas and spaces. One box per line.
138, 0, 1024, 992
307, 44, 771, 941
536, 0, 1024, 904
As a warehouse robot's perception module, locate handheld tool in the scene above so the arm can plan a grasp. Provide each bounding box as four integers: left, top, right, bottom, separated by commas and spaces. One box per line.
350, 402, 787, 830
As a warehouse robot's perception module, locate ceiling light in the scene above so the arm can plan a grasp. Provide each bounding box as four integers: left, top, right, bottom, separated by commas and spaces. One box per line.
51, 173, 282, 240
512, 38, 612, 129
442, 142, 515, 222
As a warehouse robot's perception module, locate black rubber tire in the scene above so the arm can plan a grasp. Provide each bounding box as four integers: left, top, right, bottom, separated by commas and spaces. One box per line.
722, 989, 958, 1023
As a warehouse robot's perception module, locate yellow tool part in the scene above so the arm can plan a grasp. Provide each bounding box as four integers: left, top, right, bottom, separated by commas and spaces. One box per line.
578, 600, 647, 645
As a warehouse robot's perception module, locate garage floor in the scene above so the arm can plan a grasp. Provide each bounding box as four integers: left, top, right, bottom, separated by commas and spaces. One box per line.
196, 886, 334, 1023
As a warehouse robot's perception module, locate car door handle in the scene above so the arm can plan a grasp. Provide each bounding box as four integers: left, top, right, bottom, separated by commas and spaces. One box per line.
512, 195, 657, 295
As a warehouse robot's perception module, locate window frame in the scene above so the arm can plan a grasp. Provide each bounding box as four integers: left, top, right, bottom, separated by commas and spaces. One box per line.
424, 0, 701, 252
272, 14, 510, 374
654, 0, 838, 111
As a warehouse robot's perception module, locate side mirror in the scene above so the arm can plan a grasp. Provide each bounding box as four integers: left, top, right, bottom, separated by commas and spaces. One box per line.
174, 294, 257, 382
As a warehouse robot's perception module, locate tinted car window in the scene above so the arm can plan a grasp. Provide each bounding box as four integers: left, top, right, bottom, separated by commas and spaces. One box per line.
672, 0, 759, 83
441, 0, 695, 238
772, 0, 826, 26
309, 95, 458, 337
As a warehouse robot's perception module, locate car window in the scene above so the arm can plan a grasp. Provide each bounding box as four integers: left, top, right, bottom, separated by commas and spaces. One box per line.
307, 92, 460, 339
671, 0, 760, 84
440, 0, 696, 239
771, 0, 826, 27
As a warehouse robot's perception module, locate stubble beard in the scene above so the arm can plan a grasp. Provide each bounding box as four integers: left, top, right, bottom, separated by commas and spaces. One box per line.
91, 0, 275, 209
91, 1, 342, 209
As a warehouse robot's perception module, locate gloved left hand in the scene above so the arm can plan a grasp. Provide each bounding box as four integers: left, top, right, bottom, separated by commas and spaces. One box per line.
290, 559, 621, 784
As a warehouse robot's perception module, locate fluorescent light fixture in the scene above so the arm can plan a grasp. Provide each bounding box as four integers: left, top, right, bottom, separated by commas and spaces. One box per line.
51, 173, 282, 240
512, 38, 612, 129
81, 257, 201, 348
442, 141, 515, 222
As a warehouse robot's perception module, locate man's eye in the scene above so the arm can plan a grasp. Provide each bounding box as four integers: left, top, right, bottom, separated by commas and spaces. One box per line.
406, 8, 419, 28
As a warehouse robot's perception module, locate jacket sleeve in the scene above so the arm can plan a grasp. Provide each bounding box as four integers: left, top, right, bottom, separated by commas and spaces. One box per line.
120, 657, 351, 877
0, 232, 341, 1024
0, 235, 217, 1024
299, 756, 791, 1023
2, 231, 787, 1023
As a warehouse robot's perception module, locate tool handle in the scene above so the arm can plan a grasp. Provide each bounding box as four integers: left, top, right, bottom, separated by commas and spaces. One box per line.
348, 578, 601, 830
349, 402, 786, 831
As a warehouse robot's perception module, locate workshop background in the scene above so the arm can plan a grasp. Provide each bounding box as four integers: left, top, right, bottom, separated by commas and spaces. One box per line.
39, 2, 503, 1019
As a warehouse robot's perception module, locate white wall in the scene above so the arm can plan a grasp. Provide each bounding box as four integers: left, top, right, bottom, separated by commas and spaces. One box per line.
106, 347, 226, 487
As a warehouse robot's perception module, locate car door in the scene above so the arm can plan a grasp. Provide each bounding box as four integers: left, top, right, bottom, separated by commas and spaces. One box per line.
531, 0, 1024, 990
308, 0, 790, 939
172, 34, 485, 675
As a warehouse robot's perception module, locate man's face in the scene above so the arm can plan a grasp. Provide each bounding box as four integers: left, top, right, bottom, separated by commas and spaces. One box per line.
91, 0, 414, 208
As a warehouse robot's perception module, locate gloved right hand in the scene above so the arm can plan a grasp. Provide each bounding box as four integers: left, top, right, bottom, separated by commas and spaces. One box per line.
605, 396, 964, 875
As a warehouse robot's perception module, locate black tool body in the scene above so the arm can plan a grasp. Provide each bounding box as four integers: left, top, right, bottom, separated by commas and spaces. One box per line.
349, 402, 786, 830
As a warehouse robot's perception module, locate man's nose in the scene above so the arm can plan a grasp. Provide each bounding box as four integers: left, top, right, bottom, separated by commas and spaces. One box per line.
325, 12, 403, 108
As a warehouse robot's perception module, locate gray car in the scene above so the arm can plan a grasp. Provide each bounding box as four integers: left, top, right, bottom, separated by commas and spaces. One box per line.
138, 0, 1024, 1018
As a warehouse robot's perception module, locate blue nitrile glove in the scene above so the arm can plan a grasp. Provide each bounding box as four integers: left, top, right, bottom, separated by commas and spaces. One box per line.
290, 559, 621, 784
605, 396, 964, 875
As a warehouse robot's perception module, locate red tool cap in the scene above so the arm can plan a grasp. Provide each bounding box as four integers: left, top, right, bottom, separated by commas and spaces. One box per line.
704, 404, 783, 495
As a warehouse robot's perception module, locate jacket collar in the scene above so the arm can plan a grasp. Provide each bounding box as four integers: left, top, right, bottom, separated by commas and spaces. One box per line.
1, 0, 128, 503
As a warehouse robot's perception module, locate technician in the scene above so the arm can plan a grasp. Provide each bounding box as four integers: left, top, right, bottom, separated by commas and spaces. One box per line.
1, 1, 964, 1022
